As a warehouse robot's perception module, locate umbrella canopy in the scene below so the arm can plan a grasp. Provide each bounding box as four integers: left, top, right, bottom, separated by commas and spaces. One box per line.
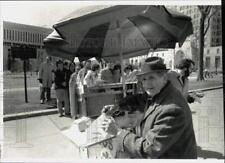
45, 5, 193, 61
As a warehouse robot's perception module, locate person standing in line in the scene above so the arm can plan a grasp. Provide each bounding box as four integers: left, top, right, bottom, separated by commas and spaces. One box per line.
54, 60, 68, 117
113, 64, 122, 83
123, 65, 133, 82
76, 60, 92, 117
100, 62, 115, 83
63, 62, 76, 116
69, 63, 81, 119
77, 60, 92, 86
100, 57, 197, 159
38, 56, 54, 104
83, 63, 104, 88
168, 58, 203, 103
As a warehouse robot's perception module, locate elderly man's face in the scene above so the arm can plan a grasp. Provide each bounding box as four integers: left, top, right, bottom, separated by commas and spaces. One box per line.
140, 72, 167, 97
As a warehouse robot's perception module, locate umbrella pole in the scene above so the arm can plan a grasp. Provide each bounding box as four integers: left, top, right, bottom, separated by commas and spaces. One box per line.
117, 20, 126, 97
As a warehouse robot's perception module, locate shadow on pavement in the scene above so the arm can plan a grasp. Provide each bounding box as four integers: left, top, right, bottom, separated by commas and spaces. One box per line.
197, 146, 224, 159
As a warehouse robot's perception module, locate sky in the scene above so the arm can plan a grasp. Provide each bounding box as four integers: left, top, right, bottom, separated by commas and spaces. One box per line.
1, 1, 221, 28
1, 1, 91, 28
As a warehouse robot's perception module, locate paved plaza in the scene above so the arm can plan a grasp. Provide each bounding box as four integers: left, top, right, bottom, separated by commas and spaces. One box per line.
1, 88, 224, 160
190, 88, 224, 159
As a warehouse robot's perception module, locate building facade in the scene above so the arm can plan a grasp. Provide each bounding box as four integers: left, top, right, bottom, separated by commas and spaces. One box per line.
167, 5, 222, 48
3, 21, 53, 72
204, 46, 222, 72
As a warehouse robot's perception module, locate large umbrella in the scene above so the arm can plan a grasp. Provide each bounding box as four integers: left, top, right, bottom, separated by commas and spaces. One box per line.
44, 5, 193, 96
45, 5, 193, 61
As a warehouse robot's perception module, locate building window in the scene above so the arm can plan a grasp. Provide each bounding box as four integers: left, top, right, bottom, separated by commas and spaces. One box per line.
8, 30, 10, 40
30, 33, 32, 42
29, 33, 31, 42
12, 30, 14, 41
31, 33, 33, 43
4, 29, 6, 40
207, 49, 210, 54
33, 34, 35, 43
15, 31, 17, 41
9, 30, 12, 40
35, 33, 37, 43
215, 56, 221, 68
23, 32, 26, 42
20, 31, 23, 41
162, 53, 164, 57
217, 48, 220, 54
205, 57, 210, 69
38, 34, 40, 43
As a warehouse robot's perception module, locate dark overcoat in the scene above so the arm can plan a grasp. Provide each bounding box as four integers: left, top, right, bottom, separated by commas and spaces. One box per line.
117, 82, 197, 159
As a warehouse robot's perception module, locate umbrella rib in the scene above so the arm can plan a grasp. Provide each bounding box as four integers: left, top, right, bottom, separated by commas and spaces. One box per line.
127, 17, 177, 49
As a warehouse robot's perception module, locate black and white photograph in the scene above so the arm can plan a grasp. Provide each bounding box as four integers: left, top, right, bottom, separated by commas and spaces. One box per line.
0, 0, 224, 162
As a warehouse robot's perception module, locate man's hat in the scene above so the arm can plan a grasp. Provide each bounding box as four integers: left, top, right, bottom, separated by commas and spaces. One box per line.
137, 57, 169, 76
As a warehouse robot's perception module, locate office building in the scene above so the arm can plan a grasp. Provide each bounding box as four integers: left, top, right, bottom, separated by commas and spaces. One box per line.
3, 21, 53, 72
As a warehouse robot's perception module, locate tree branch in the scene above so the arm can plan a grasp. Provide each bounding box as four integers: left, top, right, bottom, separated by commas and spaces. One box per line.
205, 6, 211, 15
204, 7, 219, 35
204, 17, 211, 36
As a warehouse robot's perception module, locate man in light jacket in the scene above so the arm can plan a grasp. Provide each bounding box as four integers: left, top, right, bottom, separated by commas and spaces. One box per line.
38, 56, 54, 104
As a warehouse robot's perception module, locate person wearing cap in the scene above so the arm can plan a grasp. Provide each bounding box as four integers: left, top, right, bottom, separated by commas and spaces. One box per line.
100, 56, 197, 159
168, 58, 203, 103
38, 56, 54, 104
83, 63, 104, 88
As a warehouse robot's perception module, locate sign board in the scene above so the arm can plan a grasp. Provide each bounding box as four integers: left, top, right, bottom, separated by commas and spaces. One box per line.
11, 47, 36, 60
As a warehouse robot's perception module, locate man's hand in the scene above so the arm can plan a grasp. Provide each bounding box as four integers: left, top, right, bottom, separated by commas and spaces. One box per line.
102, 105, 119, 116
101, 117, 120, 136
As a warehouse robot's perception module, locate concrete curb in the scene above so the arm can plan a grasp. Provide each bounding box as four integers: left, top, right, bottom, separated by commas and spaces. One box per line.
189, 85, 223, 93
3, 108, 58, 122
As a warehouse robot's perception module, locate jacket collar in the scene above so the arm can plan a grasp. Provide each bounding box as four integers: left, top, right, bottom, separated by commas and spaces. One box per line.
143, 81, 173, 120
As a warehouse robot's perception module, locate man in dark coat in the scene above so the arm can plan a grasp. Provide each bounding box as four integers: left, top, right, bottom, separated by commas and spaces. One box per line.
101, 56, 197, 159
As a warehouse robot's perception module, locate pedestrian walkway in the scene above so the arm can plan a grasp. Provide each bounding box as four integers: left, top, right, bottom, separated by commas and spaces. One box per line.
3, 87, 39, 93
190, 88, 224, 159
2, 114, 79, 160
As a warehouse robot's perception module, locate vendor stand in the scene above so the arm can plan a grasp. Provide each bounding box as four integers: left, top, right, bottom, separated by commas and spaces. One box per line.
76, 82, 137, 118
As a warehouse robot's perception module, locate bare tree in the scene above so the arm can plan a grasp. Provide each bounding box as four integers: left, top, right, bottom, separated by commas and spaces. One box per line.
197, 6, 219, 81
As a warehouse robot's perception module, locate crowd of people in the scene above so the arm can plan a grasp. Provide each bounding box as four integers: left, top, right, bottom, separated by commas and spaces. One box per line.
38, 56, 139, 118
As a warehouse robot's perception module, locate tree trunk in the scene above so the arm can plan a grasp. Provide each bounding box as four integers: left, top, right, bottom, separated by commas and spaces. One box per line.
197, 13, 205, 81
